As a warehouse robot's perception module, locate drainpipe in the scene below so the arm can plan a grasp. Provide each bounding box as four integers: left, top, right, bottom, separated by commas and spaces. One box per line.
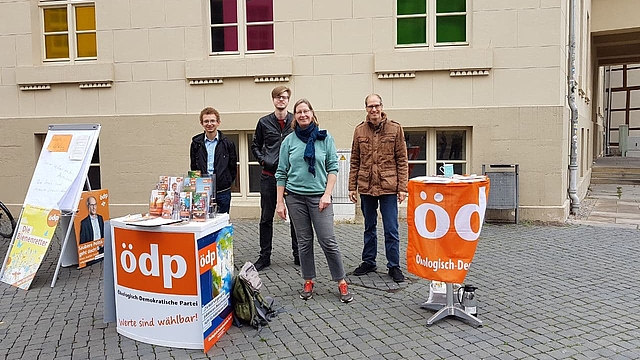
568, 0, 580, 214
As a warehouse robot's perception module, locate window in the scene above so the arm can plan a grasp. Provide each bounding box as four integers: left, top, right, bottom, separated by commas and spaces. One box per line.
405, 128, 469, 178
225, 132, 260, 197
87, 139, 101, 190
396, 0, 467, 47
210, 0, 274, 54
41, 1, 96, 61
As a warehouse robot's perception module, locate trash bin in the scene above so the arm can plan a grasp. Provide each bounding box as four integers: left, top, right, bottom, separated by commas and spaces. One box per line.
482, 164, 519, 224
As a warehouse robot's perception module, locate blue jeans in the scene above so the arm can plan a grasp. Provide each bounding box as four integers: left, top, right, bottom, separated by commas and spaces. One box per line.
285, 193, 345, 282
216, 189, 231, 214
360, 194, 400, 269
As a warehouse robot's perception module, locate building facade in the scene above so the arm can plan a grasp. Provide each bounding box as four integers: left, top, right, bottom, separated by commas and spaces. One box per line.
2, 0, 636, 221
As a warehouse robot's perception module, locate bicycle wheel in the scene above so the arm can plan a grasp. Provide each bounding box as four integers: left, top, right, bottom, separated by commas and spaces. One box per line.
0, 201, 16, 239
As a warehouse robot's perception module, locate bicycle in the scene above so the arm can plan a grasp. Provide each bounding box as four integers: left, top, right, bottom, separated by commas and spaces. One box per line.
0, 201, 16, 239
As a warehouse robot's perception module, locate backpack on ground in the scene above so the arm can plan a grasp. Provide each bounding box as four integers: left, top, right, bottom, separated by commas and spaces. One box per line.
232, 262, 276, 329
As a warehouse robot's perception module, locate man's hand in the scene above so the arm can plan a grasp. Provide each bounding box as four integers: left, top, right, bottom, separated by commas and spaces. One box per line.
398, 191, 407, 204
349, 191, 358, 203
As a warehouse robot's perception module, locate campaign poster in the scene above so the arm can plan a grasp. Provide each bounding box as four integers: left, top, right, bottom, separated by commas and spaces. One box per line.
113, 228, 202, 348
407, 179, 490, 283
0, 205, 61, 290
199, 225, 234, 353
74, 189, 110, 268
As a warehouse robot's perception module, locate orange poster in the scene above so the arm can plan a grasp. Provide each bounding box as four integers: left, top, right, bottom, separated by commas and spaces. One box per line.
74, 189, 110, 268
407, 178, 490, 284
47, 134, 72, 152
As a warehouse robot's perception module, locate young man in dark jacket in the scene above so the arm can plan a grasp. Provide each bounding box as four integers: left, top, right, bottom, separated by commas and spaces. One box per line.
190, 107, 238, 214
250, 86, 299, 271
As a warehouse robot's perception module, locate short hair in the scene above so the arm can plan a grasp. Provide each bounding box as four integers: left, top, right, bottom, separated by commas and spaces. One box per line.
86, 196, 97, 208
364, 93, 383, 106
199, 107, 220, 123
271, 86, 291, 99
292, 99, 319, 130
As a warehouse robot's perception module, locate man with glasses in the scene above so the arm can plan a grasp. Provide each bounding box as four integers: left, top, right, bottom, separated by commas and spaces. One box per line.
348, 94, 409, 282
79, 195, 105, 266
251, 86, 299, 271
190, 106, 238, 214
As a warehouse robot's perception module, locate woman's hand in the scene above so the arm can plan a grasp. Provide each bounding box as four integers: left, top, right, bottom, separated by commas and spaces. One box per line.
276, 201, 287, 220
319, 194, 331, 212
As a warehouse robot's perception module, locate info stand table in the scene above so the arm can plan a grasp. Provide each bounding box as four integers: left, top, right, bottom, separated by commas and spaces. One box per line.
109, 214, 234, 351
406, 175, 490, 327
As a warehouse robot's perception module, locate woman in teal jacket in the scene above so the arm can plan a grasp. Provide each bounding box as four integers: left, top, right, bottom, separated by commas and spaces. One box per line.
275, 99, 353, 304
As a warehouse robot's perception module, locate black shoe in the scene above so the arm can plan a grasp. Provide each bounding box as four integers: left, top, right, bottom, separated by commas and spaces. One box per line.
254, 257, 271, 271
353, 262, 377, 276
294, 256, 300, 266
388, 267, 405, 282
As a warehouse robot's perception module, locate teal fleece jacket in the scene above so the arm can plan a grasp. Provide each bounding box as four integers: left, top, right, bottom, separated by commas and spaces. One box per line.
275, 131, 338, 195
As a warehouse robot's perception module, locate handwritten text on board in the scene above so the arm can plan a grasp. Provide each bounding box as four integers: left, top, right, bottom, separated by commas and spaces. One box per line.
47, 134, 72, 152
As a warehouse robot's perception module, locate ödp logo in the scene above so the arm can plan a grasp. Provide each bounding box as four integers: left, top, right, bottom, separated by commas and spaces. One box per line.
120, 243, 187, 289
47, 209, 61, 227
199, 248, 217, 269
413, 186, 487, 241
114, 228, 197, 295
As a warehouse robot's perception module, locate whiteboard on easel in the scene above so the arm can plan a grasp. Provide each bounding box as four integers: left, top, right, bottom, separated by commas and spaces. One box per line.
24, 124, 101, 211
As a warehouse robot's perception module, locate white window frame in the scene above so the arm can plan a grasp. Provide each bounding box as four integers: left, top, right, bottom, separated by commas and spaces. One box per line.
225, 131, 261, 199
40, 0, 96, 62
395, 0, 470, 49
209, 0, 274, 56
405, 128, 470, 178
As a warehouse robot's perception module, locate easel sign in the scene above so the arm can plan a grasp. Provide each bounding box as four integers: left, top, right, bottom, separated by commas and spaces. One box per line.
0, 124, 101, 289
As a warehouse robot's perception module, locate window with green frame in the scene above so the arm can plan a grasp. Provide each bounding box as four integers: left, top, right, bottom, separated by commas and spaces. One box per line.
396, 0, 466, 46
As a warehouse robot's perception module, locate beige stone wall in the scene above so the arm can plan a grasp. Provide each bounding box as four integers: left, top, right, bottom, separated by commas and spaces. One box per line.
0, 0, 618, 222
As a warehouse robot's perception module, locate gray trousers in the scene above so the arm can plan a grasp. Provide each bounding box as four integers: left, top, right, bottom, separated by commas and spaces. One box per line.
285, 193, 346, 282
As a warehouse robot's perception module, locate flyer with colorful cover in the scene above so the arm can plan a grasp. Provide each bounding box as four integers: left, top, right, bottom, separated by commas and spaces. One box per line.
0, 205, 61, 290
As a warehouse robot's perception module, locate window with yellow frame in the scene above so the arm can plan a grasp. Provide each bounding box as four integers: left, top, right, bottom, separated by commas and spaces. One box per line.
42, 2, 96, 61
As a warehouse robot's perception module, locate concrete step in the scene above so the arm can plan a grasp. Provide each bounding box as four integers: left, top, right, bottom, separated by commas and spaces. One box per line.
591, 177, 640, 185
591, 167, 640, 175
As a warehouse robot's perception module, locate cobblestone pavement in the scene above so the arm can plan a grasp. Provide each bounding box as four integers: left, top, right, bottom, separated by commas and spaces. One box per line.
1, 219, 640, 359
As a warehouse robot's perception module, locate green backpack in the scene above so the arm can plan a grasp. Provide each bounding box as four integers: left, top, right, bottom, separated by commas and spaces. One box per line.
232, 275, 276, 329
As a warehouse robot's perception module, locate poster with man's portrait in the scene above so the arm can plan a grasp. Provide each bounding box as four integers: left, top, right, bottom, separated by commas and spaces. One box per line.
74, 189, 110, 269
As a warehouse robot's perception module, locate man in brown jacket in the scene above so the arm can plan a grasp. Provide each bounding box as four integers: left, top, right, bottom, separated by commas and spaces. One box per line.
348, 94, 408, 282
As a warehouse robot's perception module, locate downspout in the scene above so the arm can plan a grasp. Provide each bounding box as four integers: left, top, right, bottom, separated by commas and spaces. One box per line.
568, 0, 580, 214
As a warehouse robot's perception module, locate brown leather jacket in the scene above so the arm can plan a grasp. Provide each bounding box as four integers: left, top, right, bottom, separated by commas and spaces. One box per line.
348, 112, 408, 196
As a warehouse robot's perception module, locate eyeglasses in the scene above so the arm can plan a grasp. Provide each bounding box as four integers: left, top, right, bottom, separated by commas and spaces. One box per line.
366, 104, 382, 110
295, 109, 312, 115
202, 119, 219, 124
88, 203, 97, 207
275, 95, 290, 100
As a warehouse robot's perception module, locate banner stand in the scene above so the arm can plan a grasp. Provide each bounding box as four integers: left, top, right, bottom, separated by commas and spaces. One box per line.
50, 177, 91, 288
421, 283, 482, 327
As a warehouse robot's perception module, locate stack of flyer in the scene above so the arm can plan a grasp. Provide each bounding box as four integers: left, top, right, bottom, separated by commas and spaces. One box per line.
148, 171, 215, 222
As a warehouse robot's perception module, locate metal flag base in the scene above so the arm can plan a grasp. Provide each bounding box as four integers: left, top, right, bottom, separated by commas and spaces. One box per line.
420, 283, 482, 327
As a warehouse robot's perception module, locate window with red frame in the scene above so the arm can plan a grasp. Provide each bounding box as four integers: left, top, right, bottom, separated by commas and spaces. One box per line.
210, 0, 273, 53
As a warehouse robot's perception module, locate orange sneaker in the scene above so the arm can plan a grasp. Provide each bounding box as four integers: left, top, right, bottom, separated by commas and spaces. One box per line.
300, 280, 314, 300
338, 282, 353, 303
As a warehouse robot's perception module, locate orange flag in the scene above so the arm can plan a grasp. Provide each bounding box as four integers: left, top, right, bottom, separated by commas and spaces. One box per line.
407, 178, 490, 283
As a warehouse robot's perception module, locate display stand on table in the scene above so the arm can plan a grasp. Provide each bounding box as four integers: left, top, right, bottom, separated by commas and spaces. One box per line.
108, 213, 234, 352
406, 175, 490, 327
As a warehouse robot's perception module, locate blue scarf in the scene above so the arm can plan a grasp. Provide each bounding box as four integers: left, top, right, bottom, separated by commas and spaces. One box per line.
294, 123, 327, 177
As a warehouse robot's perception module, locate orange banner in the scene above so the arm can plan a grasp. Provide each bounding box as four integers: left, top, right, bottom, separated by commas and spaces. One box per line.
407, 178, 490, 283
